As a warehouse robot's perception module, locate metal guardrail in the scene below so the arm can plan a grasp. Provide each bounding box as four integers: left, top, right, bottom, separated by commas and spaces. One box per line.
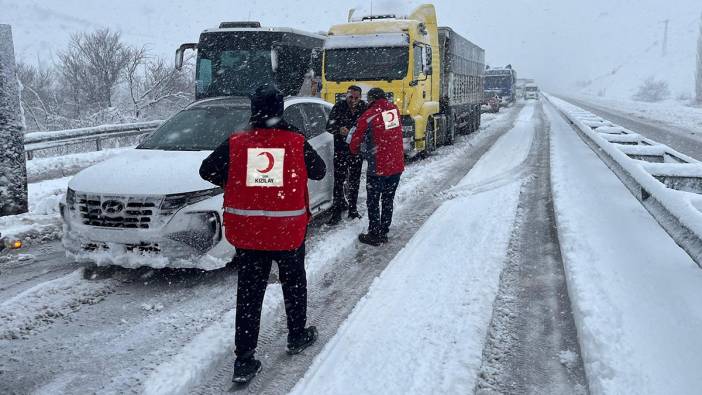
23, 120, 163, 160
546, 94, 702, 268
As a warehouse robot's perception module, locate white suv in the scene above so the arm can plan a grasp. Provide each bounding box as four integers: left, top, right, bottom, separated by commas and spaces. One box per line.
61, 96, 334, 270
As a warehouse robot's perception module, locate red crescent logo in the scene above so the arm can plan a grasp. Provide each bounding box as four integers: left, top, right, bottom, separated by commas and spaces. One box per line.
257, 152, 275, 173
387, 111, 396, 122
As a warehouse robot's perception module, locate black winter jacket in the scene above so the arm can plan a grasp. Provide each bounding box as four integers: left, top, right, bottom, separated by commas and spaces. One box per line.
325, 100, 367, 150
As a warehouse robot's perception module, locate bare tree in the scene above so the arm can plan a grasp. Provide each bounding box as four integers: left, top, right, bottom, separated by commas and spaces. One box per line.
58, 28, 130, 111
696, 12, 702, 104
122, 54, 193, 119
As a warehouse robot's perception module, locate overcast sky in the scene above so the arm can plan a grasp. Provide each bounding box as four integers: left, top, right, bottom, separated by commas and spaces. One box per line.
2, 0, 700, 94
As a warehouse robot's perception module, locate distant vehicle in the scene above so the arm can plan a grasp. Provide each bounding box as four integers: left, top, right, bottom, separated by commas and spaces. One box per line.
481, 93, 500, 113
322, 4, 485, 157
524, 83, 539, 100
175, 21, 325, 99
485, 65, 517, 104
60, 97, 334, 271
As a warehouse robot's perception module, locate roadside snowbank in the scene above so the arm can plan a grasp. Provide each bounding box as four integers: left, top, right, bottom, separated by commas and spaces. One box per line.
547, 101, 702, 394
574, 95, 702, 133
0, 176, 70, 240
27, 147, 134, 183
290, 105, 536, 394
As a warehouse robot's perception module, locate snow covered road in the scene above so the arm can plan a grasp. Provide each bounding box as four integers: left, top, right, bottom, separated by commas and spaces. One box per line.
6, 97, 702, 394
0, 107, 522, 394
291, 104, 539, 395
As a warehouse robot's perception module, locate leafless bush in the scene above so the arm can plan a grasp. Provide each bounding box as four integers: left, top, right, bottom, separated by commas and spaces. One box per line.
632, 77, 670, 102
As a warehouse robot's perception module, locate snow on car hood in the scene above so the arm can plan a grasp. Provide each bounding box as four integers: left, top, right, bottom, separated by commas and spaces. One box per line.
68, 149, 217, 195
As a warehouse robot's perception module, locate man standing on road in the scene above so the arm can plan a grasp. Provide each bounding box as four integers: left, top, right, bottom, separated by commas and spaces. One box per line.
325, 85, 367, 225
199, 85, 326, 384
348, 88, 405, 246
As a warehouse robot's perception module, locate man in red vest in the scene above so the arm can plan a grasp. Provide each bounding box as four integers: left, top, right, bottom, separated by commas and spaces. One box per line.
200, 85, 326, 384
348, 87, 405, 246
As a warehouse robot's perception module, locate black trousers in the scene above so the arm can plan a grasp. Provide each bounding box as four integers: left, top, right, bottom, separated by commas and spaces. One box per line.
366, 173, 402, 236
234, 243, 307, 360
332, 147, 363, 212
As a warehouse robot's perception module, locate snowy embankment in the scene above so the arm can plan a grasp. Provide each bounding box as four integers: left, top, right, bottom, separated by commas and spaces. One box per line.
546, 100, 702, 394
26, 146, 134, 183
289, 105, 536, 394
574, 95, 702, 132
140, 109, 516, 395
0, 176, 70, 241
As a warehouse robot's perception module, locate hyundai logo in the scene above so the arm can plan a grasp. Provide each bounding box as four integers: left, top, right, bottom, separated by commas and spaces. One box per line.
101, 200, 125, 216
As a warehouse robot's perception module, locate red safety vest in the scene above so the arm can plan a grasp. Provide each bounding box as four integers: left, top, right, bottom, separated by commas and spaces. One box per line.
223, 128, 309, 251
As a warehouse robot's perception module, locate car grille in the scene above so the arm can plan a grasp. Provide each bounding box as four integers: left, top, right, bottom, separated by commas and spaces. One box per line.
75, 194, 163, 229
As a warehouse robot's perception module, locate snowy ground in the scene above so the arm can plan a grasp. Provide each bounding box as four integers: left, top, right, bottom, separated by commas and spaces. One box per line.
5, 97, 702, 394
26, 146, 134, 183
0, 108, 519, 394
547, 100, 702, 394
290, 105, 535, 394
573, 95, 702, 133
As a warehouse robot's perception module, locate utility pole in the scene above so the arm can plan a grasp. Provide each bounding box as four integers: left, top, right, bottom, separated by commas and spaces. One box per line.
0, 24, 28, 216
661, 19, 670, 57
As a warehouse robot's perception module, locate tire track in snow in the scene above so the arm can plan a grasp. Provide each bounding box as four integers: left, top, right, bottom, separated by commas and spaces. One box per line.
475, 101, 588, 394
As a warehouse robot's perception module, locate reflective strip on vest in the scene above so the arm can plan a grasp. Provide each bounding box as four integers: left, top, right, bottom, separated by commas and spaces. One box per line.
224, 207, 306, 217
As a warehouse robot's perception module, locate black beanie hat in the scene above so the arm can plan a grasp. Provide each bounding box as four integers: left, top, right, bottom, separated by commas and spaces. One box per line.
367, 87, 386, 101
250, 84, 284, 127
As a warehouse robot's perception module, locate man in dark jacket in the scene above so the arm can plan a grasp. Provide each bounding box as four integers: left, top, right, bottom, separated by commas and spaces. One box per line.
325, 85, 367, 225
348, 88, 405, 246
199, 85, 326, 384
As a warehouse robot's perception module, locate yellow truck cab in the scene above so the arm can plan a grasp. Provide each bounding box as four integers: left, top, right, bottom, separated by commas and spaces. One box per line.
322, 4, 485, 156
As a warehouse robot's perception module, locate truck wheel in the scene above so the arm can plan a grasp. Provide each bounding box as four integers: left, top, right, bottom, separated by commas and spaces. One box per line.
422, 117, 436, 157
445, 112, 456, 145
476, 112, 482, 131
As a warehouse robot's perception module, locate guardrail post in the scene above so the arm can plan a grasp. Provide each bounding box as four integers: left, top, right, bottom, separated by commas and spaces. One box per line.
0, 24, 28, 216
96, 136, 102, 151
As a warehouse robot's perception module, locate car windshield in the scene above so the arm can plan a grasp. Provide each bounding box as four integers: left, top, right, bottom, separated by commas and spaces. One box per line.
138, 105, 251, 151
324, 47, 409, 81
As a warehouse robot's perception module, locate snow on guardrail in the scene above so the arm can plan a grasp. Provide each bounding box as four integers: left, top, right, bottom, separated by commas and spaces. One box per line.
23, 120, 163, 161
24, 121, 163, 144
546, 93, 702, 268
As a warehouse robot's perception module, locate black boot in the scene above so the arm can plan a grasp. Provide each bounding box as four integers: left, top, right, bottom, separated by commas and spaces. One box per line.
358, 233, 383, 246
326, 210, 342, 226
232, 357, 262, 384
348, 209, 362, 219
287, 326, 318, 355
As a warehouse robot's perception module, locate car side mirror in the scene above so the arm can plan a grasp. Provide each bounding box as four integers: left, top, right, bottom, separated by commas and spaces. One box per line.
423, 65, 432, 76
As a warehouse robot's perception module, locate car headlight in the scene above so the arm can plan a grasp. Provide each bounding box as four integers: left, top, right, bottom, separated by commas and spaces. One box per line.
166, 211, 222, 254
161, 188, 223, 214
